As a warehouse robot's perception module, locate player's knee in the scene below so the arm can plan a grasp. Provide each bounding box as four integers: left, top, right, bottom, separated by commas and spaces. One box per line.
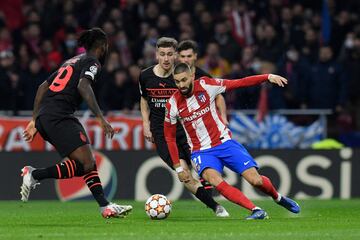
204, 174, 222, 186
250, 177, 263, 187
82, 161, 95, 174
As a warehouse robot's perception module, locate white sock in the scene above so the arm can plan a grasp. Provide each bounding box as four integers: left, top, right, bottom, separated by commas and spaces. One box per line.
251, 206, 262, 211
275, 193, 282, 202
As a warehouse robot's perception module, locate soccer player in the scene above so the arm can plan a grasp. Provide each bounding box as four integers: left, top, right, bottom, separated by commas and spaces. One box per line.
21, 28, 132, 218
164, 63, 301, 219
139, 37, 229, 217
177, 40, 228, 126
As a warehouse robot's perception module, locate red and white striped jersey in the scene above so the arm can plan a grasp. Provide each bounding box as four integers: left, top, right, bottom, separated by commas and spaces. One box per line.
164, 74, 269, 166
166, 77, 230, 151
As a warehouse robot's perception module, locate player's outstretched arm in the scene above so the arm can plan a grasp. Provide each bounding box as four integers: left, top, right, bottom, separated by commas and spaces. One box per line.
78, 78, 115, 139
23, 80, 49, 142
140, 96, 154, 143
222, 74, 288, 91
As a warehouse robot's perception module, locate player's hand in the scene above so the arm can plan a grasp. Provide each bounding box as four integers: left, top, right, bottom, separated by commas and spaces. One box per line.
177, 171, 191, 183
143, 123, 154, 143
268, 74, 288, 87
23, 120, 38, 142
99, 118, 115, 139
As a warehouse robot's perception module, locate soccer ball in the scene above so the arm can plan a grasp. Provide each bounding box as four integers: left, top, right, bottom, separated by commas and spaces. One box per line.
145, 194, 172, 220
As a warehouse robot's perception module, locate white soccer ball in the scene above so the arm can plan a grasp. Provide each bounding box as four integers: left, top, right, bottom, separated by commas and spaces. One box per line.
145, 194, 172, 220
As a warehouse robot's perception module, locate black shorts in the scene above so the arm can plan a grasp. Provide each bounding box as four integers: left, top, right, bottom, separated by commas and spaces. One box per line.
153, 132, 191, 169
35, 115, 90, 158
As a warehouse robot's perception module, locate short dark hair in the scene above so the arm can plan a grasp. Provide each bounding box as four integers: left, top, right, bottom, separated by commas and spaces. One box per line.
178, 40, 198, 53
78, 27, 107, 51
173, 62, 191, 75
156, 37, 178, 49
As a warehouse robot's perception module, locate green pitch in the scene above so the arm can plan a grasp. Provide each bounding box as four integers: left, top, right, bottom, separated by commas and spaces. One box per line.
0, 199, 359, 240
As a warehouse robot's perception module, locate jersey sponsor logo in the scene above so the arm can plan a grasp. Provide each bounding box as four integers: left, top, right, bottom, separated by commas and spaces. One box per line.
183, 106, 210, 122
146, 88, 178, 98
55, 151, 117, 201
197, 93, 206, 103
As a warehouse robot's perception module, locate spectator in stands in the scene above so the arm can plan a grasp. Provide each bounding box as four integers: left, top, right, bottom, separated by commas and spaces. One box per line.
305, 46, 348, 111
20, 57, 47, 109
213, 21, 240, 63
197, 41, 231, 78
256, 24, 283, 63
277, 47, 310, 108
0, 50, 23, 112
126, 64, 141, 111
99, 68, 131, 111
302, 28, 320, 64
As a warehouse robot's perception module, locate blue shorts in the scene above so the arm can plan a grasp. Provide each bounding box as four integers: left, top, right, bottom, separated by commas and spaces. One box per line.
191, 140, 258, 176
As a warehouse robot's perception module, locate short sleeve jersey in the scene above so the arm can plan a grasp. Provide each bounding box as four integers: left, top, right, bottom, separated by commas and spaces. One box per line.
38, 53, 101, 117
139, 66, 179, 135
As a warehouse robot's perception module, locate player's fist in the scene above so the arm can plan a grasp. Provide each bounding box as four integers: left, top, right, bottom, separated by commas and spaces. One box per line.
23, 120, 38, 142
268, 74, 288, 87
177, 170, 191, 183
143, 123, 154, 143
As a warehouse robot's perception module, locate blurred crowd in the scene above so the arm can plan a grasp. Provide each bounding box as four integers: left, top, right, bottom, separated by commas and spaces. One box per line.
0, 0, 360, 131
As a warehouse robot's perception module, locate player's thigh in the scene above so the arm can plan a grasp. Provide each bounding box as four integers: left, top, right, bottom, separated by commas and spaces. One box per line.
38, 116, 90, 158
191, 151, 224, 178
220, 140, 258, 174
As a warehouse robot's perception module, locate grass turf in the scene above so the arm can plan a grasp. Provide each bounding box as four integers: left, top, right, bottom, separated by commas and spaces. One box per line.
0, 199, 359, 240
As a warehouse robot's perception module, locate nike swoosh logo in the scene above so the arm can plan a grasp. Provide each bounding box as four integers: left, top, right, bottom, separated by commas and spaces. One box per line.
244, 161, 250, 165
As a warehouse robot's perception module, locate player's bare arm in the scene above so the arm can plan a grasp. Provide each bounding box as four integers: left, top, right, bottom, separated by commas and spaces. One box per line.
140, 96, 154, 143
215, 95, 228, 126
23, 80, 49, 142
78, 77, 115, 139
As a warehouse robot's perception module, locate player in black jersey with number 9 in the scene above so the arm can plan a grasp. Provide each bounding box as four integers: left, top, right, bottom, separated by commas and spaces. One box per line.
20, 28, 132, 218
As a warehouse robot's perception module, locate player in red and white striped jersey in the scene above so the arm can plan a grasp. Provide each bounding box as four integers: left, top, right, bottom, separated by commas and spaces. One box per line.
164, 63, 300, 219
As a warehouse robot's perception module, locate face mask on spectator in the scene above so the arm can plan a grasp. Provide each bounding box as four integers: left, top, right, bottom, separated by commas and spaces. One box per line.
65, 39, 77, 48
345, 37, 354, 49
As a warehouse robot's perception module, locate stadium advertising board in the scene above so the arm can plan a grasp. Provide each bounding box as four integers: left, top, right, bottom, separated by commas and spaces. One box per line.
1, 149, 359, 200
0, 116, 153, 152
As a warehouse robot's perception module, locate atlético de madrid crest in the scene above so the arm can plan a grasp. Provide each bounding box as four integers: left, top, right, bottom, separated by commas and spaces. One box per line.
197, 93, 206, 103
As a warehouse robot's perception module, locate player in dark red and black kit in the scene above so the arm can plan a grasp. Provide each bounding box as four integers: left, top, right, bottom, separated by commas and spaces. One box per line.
139, 37, 229, 217
20, 28, 132, 218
